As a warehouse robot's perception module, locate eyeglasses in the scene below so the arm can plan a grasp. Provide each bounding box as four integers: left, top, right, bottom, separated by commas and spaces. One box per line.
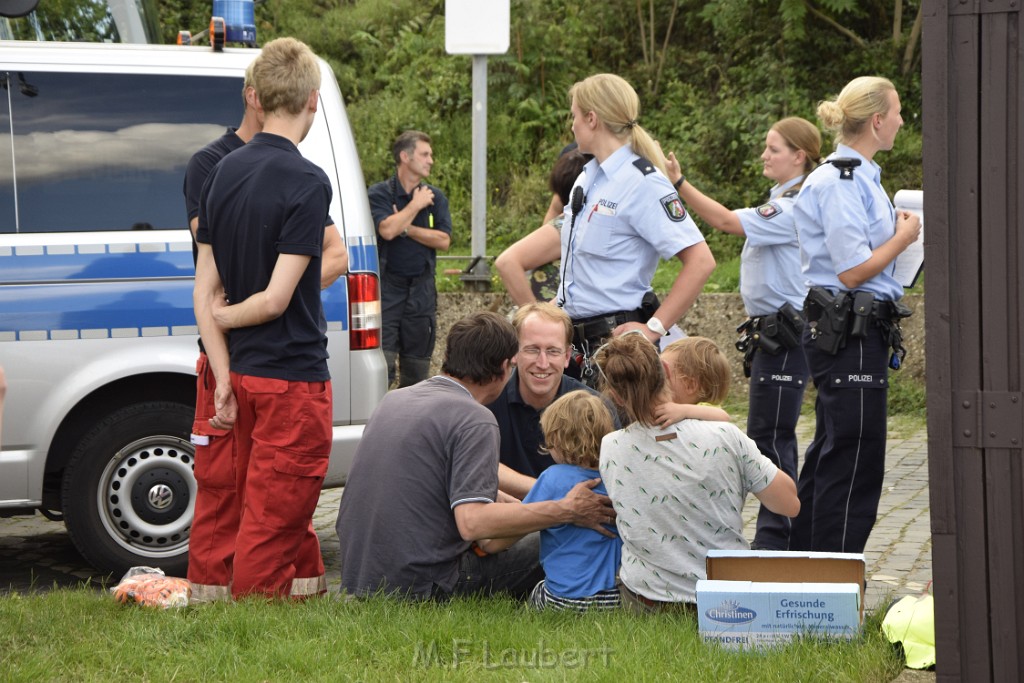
518, 346, 567, 360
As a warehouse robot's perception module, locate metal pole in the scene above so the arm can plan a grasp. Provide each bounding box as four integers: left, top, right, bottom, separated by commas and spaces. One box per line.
461, 53, 491, 291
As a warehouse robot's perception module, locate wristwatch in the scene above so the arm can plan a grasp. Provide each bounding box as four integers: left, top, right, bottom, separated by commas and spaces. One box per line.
646, 316, 668, 337
672, 175, 685, 191
401, 227, 409, 238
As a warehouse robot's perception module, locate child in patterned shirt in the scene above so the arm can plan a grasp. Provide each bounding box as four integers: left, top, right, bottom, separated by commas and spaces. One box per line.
521, 391, 623, 611
594, 334, 800, 612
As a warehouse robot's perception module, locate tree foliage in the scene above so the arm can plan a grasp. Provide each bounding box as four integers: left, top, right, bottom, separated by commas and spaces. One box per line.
7, 0, 116, 41
153, 0, 924, 263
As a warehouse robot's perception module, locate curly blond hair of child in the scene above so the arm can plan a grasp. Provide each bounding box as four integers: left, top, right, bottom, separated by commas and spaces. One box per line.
539, 391, 615, 469
661, 336, 731, 405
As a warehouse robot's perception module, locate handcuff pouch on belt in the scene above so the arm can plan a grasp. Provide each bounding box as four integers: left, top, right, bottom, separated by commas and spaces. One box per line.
804, 286, 912, 370
735, 302, 805, 378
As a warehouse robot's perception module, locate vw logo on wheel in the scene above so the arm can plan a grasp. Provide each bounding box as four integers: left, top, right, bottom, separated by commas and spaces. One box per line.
147, 484, 174, 511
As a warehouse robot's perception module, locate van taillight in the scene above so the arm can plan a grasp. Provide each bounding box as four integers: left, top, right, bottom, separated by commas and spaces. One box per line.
348, 273, 381, 350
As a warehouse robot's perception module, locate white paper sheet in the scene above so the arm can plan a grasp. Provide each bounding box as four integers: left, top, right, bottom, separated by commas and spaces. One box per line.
892, 189, 924, 288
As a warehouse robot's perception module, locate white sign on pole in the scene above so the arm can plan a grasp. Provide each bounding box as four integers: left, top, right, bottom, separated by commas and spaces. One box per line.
445, 0, 510, 289
445, 0, 510, 55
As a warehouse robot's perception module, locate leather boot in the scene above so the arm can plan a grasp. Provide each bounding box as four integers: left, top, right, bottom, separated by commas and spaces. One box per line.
383, 350, 398, 388
398, 356, 431, 388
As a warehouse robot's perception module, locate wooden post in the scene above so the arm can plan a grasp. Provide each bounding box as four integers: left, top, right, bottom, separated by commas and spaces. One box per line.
923, 2, 1024, 680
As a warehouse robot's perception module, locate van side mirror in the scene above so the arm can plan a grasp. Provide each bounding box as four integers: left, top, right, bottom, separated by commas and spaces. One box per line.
0, 0, 40, 18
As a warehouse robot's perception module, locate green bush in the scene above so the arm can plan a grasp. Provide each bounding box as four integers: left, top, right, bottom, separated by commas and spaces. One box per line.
215, 0, 925, 259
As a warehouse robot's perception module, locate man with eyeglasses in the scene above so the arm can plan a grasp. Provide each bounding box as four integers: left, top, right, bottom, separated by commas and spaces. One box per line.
487, 302, 612, 499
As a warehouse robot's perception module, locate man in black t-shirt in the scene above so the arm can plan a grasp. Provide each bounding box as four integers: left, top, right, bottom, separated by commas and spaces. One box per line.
486, 302, 611, 499
183, 63, 346, 603
368, 130, 452, 387
194, 37, 332, 600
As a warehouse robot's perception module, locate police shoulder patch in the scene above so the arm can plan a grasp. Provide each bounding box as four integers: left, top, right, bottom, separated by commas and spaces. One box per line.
660, 193, 688, 222
756, 201, 783, 220
633, 157, 656, 175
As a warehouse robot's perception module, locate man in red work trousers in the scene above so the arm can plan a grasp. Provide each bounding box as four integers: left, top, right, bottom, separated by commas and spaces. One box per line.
183, 60, 346, 602
193, 37, 333, 600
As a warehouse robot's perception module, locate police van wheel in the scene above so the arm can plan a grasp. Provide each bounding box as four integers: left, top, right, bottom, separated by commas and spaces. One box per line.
61, 401, 195, 577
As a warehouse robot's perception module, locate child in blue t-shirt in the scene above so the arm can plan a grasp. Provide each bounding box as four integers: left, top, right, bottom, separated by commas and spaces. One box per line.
523, 391, 622, 611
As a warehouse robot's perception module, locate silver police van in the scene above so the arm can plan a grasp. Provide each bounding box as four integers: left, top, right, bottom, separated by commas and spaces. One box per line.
0, 40, 387, 576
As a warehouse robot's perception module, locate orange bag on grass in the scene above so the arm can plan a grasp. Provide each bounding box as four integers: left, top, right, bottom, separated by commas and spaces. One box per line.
111, 566, 191, 608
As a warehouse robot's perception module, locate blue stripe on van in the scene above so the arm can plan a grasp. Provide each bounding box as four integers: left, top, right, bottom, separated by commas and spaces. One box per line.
346, 237, 379, 274
0, 280, 197, 335
0, 239, 377, 338
2, 243, 194, 283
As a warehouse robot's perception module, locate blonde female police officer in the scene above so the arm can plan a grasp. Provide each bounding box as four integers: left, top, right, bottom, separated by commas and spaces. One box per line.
558, 74, 715, 382
790, 77, 920, 554
664, 116, 822, 551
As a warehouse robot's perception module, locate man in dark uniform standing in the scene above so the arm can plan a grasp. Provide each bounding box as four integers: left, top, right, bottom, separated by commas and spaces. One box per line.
368, 130, 452, 388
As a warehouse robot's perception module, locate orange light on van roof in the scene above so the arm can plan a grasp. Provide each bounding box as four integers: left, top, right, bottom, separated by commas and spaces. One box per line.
210, 17, 225, 52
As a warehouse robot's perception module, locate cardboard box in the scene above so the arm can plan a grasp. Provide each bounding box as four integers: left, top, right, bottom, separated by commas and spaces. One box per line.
697, 550, 866, 650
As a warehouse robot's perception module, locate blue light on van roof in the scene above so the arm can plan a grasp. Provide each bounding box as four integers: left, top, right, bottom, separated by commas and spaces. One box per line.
212, 0, 256, 46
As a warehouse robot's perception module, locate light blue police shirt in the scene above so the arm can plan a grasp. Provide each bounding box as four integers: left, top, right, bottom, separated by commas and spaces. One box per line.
557, 145, 705, 320
734, 175, 807, 316
794, 144, 904, 301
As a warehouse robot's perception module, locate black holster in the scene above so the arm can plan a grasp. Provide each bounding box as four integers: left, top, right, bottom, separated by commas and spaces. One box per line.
874, 300, 913, 370
804, 287, 852, 355
735, 304, 805, 377
805, 287, 914, 368
639, 290, 660, 323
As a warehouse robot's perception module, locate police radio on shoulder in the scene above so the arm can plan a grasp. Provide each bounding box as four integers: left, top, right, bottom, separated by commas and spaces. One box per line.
646, 316, 668, 337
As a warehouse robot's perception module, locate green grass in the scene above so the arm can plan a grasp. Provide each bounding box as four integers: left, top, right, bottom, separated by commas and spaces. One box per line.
0, 589, 903, 682
651, 254, 741, 294
887, 371, 927, 420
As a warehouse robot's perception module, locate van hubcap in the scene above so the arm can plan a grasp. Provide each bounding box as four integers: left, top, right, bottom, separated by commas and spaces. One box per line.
98, 436, 195, 558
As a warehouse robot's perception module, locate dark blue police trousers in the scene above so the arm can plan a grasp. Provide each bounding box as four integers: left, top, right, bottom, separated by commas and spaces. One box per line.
747, 344, 808, 550
790, 327, 889, 554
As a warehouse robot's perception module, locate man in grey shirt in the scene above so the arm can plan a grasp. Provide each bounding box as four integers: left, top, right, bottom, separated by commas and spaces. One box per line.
336, 312, 614, 600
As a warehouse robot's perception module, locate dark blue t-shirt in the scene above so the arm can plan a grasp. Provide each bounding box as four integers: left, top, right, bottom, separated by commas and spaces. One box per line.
196, 132, 331, 381
486, 371, 613, 477
184, 128, 244, 354
368, 175, 452, 277
184, 127, 243, 225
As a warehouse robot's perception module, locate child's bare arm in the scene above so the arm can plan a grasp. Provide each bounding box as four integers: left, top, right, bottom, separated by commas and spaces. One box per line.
753, 471, 800, 517
474, 535, 523, 554
654, 401, 730, 429
472, 497, 526, 553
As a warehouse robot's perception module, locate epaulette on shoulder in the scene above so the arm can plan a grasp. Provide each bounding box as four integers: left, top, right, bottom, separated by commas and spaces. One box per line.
782, 188, 799, 198
632, 157, 657, 176
828, 157, 861, 181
